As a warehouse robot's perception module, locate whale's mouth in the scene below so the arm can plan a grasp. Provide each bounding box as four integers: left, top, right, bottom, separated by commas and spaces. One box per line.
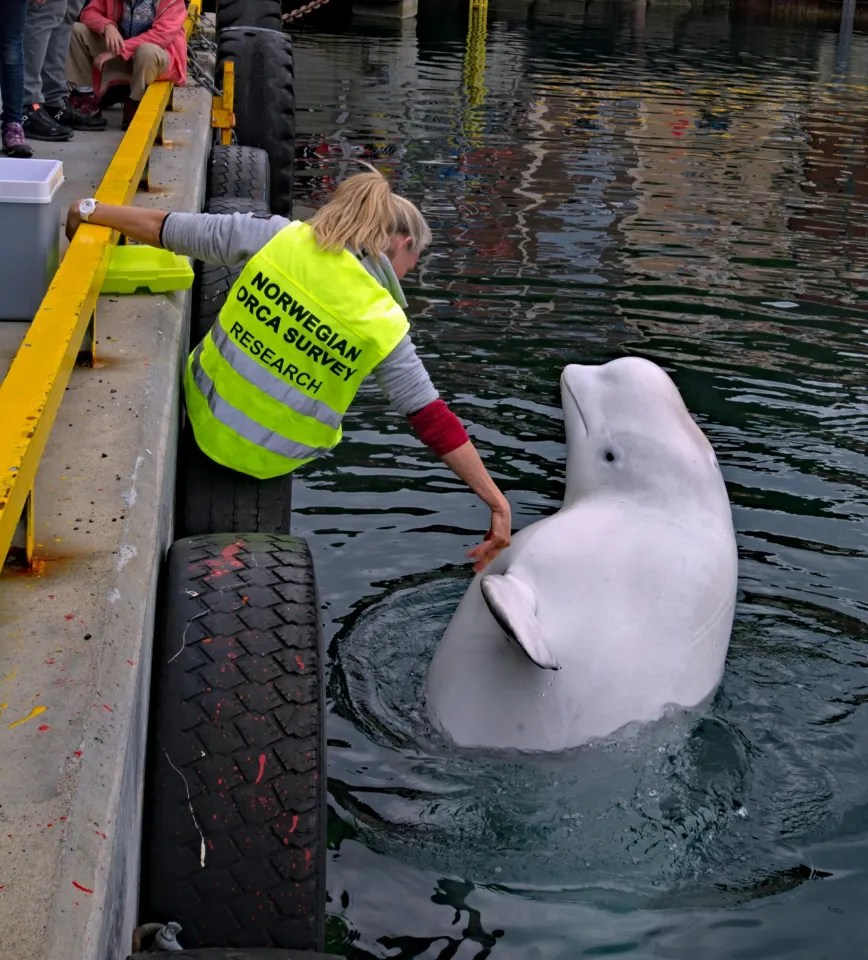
563, 379, 589, 436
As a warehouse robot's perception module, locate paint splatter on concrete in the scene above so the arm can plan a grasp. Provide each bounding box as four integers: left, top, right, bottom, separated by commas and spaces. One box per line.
8, 705, 46, 729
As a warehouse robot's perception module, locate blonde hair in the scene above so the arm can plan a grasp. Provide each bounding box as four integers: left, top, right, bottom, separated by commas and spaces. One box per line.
308, 163, 432, 257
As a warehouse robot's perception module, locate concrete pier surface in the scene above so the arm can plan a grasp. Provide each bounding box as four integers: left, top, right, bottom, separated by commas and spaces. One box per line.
0, 83, 211, 959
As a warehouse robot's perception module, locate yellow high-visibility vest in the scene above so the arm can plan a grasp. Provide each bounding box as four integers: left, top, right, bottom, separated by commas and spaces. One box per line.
185, 221, 410, 479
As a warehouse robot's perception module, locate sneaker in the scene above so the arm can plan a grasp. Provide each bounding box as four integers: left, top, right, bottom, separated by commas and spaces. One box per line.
1, 122, 34, 158
121, 97, 139, 131
47, 94, 107, 131
22, 104, 73, 142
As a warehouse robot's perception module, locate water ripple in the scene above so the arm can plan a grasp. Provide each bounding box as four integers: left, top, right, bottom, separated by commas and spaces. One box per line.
289, 3, 868, 957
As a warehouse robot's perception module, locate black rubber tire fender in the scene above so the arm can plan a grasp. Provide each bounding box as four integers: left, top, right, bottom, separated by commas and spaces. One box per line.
174, 419, 293, 538
215, 0, 282, 32
141, 534, 326, 951
179, 195, 292, 538
216, 28, 295, 217
191, 195, 270, 347
205, 196, 270, 215
208, 144, 271, 204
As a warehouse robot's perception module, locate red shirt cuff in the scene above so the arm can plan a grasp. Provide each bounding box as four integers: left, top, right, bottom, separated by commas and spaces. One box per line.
408, 399, 469, 457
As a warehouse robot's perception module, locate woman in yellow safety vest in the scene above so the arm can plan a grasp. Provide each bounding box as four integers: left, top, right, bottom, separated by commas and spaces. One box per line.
66, 168, 511, 571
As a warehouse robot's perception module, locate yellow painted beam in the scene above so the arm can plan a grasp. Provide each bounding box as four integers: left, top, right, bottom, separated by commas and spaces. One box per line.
98, 82, 173, 202
0, 0, 201, 568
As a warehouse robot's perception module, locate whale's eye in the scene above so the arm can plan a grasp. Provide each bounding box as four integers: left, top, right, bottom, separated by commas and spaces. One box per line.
605, 451, 616, 462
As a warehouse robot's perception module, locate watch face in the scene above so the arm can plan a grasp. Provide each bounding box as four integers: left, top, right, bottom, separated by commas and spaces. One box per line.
81, 199, 96, 217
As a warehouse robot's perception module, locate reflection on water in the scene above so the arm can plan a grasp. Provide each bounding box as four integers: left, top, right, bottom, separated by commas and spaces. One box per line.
286, 1, 868, 956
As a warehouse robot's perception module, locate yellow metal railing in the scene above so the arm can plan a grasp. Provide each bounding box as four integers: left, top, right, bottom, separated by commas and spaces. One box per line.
0, 0, 202, 568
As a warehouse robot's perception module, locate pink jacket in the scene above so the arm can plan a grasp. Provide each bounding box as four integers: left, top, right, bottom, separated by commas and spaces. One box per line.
80, 0, 187, 87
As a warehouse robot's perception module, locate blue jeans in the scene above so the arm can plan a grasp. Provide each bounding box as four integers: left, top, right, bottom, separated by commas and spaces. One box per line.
0, 0, 28, 125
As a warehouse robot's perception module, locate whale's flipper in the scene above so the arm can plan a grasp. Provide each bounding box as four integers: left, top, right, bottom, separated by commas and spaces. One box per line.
480, 573, 560, 670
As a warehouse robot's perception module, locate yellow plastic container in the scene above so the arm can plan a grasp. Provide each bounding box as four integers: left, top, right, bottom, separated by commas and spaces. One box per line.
101, 244, 194, 295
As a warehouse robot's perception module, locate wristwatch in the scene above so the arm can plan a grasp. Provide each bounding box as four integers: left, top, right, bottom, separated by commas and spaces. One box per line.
78, 198, 98, 222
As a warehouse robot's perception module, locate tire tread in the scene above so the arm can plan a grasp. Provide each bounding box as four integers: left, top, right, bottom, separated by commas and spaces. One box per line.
208, 145, 271, 203
142, 534, 326, 951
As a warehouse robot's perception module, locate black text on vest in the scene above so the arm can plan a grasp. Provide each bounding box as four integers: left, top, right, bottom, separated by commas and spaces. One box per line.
237, 272, 364, 382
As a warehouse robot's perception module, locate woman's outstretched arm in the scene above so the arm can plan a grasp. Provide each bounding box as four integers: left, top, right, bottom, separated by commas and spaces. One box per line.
65, 201, 290, 265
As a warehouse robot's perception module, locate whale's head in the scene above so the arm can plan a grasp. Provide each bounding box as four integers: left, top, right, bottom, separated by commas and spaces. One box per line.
559, 357, 725, 507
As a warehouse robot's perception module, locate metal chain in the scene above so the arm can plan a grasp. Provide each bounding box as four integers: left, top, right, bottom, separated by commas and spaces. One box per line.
188, 9, 216, 53
186, 15, 221, 96
282, 0, 331, 23
188, 51, 222, 98
190, 32, 218, 55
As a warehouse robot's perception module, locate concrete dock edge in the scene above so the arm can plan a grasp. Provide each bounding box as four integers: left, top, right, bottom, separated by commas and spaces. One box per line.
0, 84, 211, 959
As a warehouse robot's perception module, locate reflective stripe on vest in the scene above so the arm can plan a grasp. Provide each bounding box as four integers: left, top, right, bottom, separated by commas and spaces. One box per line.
189, 343, 332, 463
210, 321, 342, 431
185, 221, 410, 480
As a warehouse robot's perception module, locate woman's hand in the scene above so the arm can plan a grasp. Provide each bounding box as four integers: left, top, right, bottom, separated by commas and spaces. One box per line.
437, 439, 512, 573
65, 200, 84, 242
467, 499, 511, 573
94, 50, 116, 70
102, 22, 124, 56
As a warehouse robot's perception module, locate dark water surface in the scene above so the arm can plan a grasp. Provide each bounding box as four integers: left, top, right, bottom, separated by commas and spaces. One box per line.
288, 2, 868, 956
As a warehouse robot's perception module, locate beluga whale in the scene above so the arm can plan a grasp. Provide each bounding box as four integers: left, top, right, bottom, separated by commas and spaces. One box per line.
425, 357, 738, 752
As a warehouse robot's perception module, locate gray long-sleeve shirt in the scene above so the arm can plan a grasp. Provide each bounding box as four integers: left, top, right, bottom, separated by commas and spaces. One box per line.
162, 211, 439, 416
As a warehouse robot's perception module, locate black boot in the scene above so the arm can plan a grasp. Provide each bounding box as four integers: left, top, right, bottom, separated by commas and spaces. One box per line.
121, 97, 139, 131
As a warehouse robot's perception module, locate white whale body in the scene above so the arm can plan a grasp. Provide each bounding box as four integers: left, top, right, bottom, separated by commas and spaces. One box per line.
425, 357, 738, 751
